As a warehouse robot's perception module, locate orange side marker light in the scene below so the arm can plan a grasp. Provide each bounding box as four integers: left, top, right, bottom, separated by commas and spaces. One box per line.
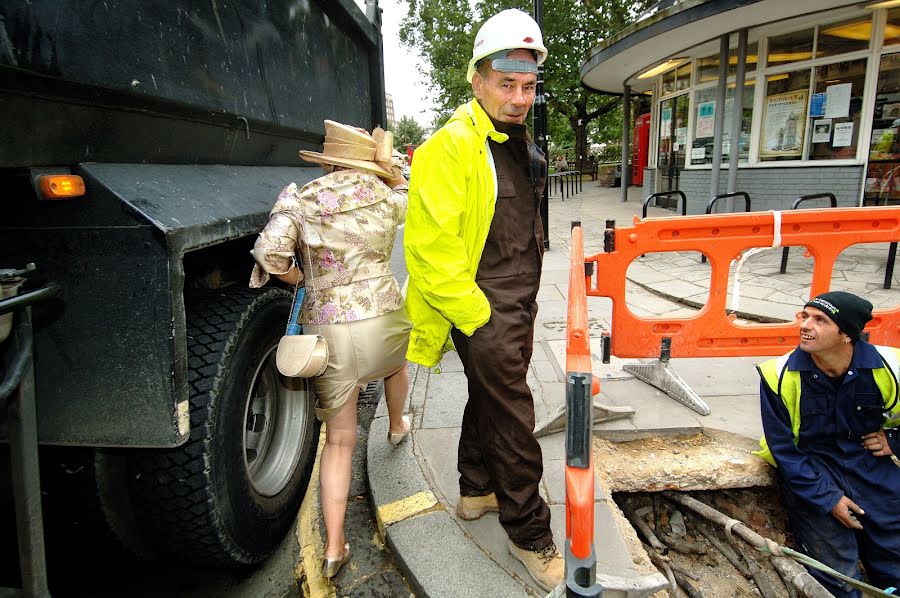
38, 174, 86, 199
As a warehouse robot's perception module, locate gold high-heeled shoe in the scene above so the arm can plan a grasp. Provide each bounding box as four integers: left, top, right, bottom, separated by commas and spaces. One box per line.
387, 415, 411, 447
322, 542, 350, 579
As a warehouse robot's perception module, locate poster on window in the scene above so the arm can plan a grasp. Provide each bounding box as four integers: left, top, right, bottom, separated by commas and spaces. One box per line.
761, 90, 808, 158
696, 101, 715, 138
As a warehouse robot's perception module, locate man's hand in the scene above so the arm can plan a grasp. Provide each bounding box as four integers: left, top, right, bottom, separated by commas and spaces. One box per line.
830, 496, 864, 529
862, 429, 894, 457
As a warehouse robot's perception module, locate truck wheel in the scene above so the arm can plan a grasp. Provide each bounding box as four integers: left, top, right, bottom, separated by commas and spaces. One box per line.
128, 287, 319, 567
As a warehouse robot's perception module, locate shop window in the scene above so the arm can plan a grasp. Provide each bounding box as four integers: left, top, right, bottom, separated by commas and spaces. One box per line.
690, 82, 754, 165
766, 28, 814, 67
675, 63, 692, 91
865, 53, 900, 205
697, 43, 759, 84
657, 95, 690, 186
662, 69, 676, 95
885, 8, 900, 46
807, 59, 866, 161
760, 70, 811, 162
816, 17, 870, 58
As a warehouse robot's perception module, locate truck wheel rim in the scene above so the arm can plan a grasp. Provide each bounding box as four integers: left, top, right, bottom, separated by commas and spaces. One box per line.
243, 344, 310, 497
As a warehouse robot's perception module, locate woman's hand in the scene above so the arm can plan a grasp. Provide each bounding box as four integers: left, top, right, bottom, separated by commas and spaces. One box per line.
275, 263, 303, 286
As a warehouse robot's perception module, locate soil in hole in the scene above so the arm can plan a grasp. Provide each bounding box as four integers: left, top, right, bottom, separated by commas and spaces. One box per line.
613, 489, 794, 598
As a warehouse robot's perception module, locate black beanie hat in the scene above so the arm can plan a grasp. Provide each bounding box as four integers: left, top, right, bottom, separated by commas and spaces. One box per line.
804, 291, 873, 342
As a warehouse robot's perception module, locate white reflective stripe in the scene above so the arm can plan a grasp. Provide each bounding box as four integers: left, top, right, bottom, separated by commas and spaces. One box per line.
771, 210, 782, 248
730, 211, 783, 313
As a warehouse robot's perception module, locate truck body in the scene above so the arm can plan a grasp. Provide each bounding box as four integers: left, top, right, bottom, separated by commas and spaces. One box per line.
0, 0, 387, 575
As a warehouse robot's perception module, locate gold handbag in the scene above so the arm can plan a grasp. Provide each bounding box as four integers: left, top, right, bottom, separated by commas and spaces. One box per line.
276, 285, 328, 378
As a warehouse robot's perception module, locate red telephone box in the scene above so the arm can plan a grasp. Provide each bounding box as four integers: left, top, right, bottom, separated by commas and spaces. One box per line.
632, 113, 651, 186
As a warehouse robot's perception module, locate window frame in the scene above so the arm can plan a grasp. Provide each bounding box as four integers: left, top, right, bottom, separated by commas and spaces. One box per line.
646, 5, 890, 172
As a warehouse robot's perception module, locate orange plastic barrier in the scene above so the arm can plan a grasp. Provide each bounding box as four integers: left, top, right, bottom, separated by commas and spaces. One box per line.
564, 224, 602, 596
585, 206, 900, 358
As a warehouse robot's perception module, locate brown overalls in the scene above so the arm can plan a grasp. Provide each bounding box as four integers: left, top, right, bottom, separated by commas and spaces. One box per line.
450, 116, 550, 550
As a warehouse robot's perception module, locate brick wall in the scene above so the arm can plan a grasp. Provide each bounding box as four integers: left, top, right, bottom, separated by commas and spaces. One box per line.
670, 166, 863, 214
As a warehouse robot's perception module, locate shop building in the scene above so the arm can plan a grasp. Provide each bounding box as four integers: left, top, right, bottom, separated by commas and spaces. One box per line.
581, 0, 900, 212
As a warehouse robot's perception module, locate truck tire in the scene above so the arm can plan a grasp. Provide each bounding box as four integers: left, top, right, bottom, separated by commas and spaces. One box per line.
128, 287, 319, 567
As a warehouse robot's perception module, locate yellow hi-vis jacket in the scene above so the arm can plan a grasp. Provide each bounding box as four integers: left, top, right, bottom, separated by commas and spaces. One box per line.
403, 100, 510, 368
753, 343, 900, 466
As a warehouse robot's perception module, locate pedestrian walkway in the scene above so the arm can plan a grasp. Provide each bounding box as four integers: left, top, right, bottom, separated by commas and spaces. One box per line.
366, 183, 900, 597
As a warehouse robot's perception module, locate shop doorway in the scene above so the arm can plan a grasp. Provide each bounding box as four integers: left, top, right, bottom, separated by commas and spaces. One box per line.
656, 94, 689, 207
864, 52, 900, 205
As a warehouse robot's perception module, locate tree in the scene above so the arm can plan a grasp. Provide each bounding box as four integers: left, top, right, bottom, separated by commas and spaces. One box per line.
399, 0, 653, 171
393, 115, 426, 149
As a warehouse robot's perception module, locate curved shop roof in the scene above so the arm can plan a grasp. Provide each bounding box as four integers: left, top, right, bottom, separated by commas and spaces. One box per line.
581, 0, 861, 94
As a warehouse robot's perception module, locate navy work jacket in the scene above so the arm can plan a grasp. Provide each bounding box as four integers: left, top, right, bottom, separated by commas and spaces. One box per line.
759, 341, 900, 516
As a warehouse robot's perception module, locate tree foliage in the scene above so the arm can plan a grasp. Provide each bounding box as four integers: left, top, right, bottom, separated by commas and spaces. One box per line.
393, 115, 426, 149
399, 0, 652, 169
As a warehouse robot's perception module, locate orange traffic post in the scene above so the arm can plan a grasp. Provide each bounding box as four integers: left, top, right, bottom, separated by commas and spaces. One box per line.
586, 206, 900, 359
564, 222, 603, 597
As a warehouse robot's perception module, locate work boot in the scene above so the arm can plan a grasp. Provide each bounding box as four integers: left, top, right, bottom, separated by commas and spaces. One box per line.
508, 540, 564, 592
455, 492, 499, 520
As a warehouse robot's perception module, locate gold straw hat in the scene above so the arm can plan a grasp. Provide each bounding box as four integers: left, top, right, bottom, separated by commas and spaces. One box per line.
299, 120, 398, 178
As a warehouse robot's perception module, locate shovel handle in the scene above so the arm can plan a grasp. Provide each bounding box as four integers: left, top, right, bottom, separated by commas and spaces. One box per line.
286, 287, 305, 336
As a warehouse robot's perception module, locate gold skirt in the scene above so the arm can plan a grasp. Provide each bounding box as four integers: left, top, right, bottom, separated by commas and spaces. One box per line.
303, 308, 411, 421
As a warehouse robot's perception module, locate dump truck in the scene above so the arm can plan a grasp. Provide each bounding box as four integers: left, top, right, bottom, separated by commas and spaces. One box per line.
0, 0, 387, 587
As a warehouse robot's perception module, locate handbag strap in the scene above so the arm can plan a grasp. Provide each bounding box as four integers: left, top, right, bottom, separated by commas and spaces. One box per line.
284, 188, 319, 335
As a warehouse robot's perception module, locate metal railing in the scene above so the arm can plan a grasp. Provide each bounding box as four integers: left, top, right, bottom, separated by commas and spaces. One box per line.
642, 190, 687, 219
548, 170, 583, 201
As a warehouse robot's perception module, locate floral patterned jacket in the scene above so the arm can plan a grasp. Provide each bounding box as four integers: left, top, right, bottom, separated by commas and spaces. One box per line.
249, 169, 407, 325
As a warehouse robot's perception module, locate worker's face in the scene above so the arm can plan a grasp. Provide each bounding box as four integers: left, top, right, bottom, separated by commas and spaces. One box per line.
798, 306, 849, 353
471, 49, 537, 125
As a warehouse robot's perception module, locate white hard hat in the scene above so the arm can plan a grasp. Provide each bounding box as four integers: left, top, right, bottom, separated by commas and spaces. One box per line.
466, 9, 548, 83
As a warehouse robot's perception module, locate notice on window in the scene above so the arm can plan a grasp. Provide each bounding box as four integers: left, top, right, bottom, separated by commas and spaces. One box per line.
812, 119, 832, 144
691, 147, 706, 160
810, 93, 826, 118
833, 122, 854, 147
824, 83, 852, 119
761, 90, 808, 158
696, 101, 715, 138
660, 107, 672, 138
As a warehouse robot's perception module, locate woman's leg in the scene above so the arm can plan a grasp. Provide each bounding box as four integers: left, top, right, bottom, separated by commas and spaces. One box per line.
384, 363, 409, 435
320, 388, 360, 559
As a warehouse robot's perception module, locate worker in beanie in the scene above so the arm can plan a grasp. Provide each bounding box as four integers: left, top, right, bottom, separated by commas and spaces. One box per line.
403, 8, 564, 591
754, 290, 900, 596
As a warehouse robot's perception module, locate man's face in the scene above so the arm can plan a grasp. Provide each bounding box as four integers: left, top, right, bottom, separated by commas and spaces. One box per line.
471, 49, 537, 125
798, 306, 848, 354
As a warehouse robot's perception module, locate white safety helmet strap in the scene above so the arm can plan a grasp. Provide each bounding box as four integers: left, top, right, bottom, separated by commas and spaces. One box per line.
466, 9, 548, 83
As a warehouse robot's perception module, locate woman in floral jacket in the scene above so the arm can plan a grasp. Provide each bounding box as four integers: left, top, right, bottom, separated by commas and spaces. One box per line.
250, 121, 410, 579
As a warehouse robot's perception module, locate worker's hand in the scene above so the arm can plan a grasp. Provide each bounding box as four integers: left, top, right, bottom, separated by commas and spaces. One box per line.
862, 429, 894, 457
830, 496, 864, 530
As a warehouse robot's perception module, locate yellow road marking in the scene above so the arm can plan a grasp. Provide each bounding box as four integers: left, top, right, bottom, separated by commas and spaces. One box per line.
296, 425, 334, 598
376, 491, 441, 537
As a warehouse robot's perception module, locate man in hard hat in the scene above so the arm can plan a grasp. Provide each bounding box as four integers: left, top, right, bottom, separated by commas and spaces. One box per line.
754, 291, 900, 597
403, 8, 563, 591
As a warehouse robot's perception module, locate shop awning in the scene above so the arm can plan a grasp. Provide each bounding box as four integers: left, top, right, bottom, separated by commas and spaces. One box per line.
580, 0, 862, 94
